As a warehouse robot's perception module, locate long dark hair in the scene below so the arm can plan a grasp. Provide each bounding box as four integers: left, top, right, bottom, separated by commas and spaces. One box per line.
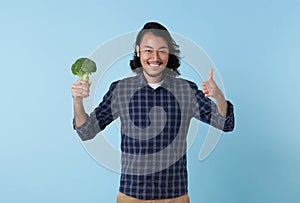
130, 22, 181, 76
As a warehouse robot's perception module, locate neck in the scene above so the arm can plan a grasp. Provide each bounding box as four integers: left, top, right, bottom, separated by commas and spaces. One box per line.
143, 71, 163, 83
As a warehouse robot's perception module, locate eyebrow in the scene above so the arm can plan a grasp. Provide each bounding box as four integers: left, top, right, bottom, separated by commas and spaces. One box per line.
142, 45, 169, 50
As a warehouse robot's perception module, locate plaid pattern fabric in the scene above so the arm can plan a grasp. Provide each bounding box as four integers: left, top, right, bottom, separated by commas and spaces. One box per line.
74, 73, 234, 200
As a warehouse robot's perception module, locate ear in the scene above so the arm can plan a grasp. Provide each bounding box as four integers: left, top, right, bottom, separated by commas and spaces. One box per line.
136, 45, 140, 57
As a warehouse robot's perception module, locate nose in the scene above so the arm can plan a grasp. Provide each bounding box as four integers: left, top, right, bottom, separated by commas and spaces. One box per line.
152, 50, 159, 61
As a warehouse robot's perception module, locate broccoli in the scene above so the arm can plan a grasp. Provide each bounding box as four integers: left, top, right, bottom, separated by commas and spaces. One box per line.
71, 57, 97, 81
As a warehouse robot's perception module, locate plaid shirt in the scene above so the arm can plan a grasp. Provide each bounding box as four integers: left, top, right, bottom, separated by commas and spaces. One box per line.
74, 73, 234, 200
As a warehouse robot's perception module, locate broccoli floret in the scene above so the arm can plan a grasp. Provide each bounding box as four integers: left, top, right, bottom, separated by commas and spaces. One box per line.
71, 57, 97, 81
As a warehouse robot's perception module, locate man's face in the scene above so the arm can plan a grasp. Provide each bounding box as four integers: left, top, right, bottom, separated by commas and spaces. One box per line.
136, 32, 169, 83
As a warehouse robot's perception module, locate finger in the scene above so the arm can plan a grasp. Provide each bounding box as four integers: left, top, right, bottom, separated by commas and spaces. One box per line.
203, 90, 210, 97
71, 90, 82, 98
203, 91, 209, 96
208, 68, 214, 81
72, 84, 90, 95
202, 81, 208, 87
81, 91, 90, 98
72, 84, 84, 93
81, 85, 90, 92
73, 90, 89, 98
202, 87, 209, 94
74, 79, 89, 87
75, 81, 90, 91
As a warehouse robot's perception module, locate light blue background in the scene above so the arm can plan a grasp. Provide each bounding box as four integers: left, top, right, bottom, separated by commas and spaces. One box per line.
1, 0, 300, 202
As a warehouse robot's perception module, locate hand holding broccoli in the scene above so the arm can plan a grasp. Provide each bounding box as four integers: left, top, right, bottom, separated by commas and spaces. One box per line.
71, 58, 97, 101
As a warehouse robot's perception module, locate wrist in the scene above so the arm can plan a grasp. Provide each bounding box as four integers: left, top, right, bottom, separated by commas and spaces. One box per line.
215, 92, 225, 103
215, 92, 228, 116
73, 96, 83, 104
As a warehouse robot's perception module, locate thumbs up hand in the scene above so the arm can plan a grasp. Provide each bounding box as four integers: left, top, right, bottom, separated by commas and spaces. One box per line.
202, 68, 228, 117
202, 68, 221, 98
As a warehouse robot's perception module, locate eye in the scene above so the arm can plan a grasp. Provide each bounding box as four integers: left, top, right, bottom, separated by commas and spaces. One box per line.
144, 49, 154, 54
158, 49, 169, 55
159, 50, 168, 54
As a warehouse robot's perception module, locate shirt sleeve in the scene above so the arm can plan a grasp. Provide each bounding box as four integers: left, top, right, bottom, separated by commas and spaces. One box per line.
73, 81, 120, 141
188, 81, 235, 132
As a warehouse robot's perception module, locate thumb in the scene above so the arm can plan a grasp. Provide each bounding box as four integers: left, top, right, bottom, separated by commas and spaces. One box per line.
208, 68, 214, 81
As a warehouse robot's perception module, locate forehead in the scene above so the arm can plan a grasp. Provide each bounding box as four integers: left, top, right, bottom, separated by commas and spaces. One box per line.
140, 32, 168, 48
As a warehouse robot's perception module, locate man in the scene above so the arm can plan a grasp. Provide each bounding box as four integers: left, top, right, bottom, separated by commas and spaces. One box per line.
72, 22, 234, 203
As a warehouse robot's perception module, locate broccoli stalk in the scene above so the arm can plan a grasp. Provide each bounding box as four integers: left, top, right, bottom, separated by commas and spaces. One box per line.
71, 57, 97, 81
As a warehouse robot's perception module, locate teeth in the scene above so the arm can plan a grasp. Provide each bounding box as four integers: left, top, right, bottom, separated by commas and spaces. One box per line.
148, 62, 161, 67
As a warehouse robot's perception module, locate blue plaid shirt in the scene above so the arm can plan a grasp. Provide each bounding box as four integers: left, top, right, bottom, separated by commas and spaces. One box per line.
74, 73, 234, 200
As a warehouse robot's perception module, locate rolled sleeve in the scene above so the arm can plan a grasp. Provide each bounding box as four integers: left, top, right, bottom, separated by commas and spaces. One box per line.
210, 100, 235, 132
189, 81, 235, 132
73, 112, 100, 141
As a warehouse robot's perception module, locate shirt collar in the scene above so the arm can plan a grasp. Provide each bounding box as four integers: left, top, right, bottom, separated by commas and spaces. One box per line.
136, 70, 175, 88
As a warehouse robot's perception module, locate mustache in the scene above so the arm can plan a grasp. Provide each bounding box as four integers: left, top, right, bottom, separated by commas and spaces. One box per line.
147, 61, 163, 65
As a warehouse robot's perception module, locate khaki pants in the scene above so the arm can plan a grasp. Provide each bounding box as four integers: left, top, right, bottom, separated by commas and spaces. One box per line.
117, 192, 190, 203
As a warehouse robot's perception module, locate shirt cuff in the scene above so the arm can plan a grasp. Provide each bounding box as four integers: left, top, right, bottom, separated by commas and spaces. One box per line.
211, 100, 234, 132
72, 114, 94, 141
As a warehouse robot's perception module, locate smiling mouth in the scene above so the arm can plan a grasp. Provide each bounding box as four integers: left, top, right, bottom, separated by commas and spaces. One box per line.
147, 61, 163, 67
